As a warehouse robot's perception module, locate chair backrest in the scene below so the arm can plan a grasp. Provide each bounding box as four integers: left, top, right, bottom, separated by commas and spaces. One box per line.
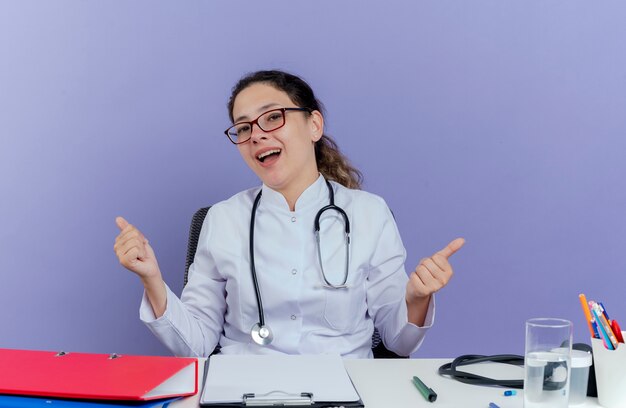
184, 207, 211, 287
184, 207, 407, 359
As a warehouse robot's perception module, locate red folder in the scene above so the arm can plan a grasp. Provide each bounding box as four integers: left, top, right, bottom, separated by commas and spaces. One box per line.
0, 348, 197, 401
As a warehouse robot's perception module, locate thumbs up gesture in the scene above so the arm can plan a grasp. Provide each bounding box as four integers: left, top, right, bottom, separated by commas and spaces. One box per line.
113, 217, 161, 281
406, 238, 465, 303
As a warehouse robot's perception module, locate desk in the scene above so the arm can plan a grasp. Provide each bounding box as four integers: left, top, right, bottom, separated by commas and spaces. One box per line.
174, 358, 602, 408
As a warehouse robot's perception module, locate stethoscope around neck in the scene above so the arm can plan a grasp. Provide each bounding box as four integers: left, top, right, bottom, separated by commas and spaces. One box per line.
249, 180, 350, 346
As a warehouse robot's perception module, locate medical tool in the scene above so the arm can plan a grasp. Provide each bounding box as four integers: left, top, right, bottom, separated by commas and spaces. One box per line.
248, 180, 350, 345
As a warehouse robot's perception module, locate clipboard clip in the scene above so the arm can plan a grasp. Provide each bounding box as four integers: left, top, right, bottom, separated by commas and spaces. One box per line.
242, 391, 313, 406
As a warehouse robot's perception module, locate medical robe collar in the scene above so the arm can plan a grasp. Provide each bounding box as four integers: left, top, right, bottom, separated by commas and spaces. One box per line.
259, 174, 328, 212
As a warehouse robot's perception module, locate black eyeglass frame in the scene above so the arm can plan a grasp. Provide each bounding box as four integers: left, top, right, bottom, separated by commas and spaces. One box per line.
224, 107, 312, 145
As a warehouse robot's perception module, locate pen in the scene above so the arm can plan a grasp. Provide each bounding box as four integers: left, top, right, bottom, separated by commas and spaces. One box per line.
579, 294, 596, 338
599, 302, 610, 320
591, 320, 600, 339
591, 307, 616, 350
611, 320, 624, 343
592, 303, 619, 349
489, 403, 501, 408
412, 376, 437, 402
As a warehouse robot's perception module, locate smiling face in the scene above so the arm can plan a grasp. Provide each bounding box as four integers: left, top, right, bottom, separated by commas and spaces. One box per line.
231, 83, 324, 204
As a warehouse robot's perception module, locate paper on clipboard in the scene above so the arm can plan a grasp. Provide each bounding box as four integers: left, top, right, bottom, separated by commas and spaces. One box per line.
200, 354, 360, 405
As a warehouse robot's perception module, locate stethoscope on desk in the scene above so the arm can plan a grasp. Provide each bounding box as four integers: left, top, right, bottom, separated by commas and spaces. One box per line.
249, 180, 350, 346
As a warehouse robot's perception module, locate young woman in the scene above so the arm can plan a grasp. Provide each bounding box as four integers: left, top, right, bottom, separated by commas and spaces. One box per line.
113, 70, 464, 358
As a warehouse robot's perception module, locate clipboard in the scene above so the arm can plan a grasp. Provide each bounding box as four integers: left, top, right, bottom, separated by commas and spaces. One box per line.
0, 348, 197, 401
199, 354, 364, 408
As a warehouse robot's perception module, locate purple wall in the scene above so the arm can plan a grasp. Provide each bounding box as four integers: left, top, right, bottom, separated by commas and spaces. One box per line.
1, 1, 624, 358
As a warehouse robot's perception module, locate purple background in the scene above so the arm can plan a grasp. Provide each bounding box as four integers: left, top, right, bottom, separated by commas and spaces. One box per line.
1, 1, 624, 358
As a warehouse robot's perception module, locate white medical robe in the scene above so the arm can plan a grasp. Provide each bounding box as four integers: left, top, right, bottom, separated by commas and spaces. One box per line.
140, 175, 434, 358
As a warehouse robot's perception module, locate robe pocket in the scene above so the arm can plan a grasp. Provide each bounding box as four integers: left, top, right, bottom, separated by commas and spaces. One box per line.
323, 281, 366, 331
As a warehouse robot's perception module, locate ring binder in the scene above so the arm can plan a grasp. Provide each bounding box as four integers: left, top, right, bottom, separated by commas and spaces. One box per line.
0, 348, 197, 401
242, 391, 313, 406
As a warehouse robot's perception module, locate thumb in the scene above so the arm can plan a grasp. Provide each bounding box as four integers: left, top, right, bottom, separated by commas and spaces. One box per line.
436, 237, 466, 259
115, 216, 130, 231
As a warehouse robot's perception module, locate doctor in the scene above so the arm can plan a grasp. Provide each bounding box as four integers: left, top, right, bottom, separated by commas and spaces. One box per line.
113, 70, 465, 358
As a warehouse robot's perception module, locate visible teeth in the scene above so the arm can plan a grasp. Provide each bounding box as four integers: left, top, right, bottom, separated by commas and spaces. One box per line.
257, 149, 281, 160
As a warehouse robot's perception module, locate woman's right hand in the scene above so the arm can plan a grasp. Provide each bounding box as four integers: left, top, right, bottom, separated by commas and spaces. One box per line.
114, 216, 161, 282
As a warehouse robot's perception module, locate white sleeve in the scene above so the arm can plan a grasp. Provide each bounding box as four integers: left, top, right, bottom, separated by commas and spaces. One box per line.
365, 203, 435, 356
139, 210, 226, 357
382, 294, 435, 355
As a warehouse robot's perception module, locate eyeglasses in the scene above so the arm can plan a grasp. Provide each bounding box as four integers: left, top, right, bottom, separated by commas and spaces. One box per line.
224, 107, 311, 144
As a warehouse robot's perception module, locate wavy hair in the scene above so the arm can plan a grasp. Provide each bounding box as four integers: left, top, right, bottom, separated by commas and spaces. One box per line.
227, 70, 363, 189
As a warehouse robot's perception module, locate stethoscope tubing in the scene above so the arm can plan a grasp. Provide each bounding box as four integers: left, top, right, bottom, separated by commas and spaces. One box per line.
248, 180, 350, 345
249, 191, 266, 328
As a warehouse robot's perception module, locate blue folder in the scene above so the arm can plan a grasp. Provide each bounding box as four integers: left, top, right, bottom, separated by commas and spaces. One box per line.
0, 395, 179, 408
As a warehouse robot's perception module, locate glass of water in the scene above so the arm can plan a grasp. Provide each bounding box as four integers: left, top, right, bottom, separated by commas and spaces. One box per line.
524, 318, 573, 408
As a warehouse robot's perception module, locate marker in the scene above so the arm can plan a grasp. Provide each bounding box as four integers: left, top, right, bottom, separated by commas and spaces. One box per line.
412, 376, 437, 402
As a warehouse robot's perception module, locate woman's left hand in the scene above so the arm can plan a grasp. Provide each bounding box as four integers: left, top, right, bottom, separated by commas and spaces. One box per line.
405, 238, 465, 324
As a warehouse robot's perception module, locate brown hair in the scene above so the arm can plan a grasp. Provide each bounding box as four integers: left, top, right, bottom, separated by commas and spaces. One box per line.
227, 70, 363, 189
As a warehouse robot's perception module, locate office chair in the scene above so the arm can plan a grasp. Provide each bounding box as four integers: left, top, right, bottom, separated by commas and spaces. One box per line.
183, 207, 407, 359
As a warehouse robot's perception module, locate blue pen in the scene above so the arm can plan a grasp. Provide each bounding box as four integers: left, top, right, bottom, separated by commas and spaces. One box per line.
489, 403, 501, 408
592, 308, 615, 350
599, 302, 611, 320
591, 319, 600, 339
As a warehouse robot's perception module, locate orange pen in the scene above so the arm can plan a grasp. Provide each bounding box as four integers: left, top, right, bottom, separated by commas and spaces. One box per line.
578, 294, 596, 338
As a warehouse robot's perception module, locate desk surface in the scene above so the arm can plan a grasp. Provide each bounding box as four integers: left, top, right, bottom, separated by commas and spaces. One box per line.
174, 358, 601, 408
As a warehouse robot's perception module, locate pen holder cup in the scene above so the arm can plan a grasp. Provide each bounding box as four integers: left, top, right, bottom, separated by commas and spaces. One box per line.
591, 333, 626, 408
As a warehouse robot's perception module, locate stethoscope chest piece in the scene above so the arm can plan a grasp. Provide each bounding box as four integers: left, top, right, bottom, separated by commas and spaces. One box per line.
251, 323, 273, 345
